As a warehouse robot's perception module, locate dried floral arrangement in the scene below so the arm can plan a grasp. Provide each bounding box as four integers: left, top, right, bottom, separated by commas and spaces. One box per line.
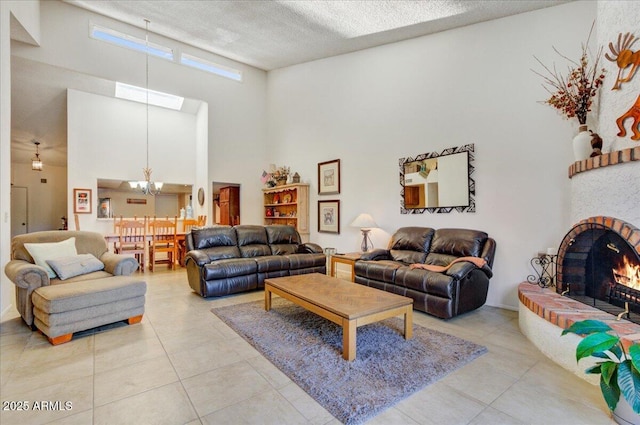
264, 166, 290, 187
533, 24, 606, 125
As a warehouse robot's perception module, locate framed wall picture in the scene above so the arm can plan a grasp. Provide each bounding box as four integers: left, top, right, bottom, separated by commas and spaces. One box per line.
318, 200, 340, 233
98, 198, 111, 218
73, 188, 92, 214
318, 159, 340, 195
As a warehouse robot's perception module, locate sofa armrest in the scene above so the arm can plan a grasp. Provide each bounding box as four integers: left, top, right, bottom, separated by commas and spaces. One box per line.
4, 260, 50, 290
298, 243, 323, 254
99, 252, 139, 275
185, 250, 211, 267
360, 249, 391, 261
446, 261, 493, 280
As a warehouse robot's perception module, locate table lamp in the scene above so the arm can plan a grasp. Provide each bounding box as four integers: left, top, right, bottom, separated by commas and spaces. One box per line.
350, 213, 378, 252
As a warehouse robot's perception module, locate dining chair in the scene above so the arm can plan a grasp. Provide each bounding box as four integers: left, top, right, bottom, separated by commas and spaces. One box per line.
197, 215, 207, 226
115, 216, 148, 272
178, 218, 199, 266
74, 214, 80, 230
148, 216, 178, 271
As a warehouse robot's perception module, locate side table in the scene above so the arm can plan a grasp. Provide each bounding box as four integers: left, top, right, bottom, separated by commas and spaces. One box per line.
330, 252, 362, 282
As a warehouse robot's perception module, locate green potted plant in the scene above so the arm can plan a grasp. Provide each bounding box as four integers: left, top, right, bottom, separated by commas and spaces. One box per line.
563, 319, 640, 424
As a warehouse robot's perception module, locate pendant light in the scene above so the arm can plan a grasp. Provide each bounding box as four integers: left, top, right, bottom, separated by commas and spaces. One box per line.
31, 140, 43, 171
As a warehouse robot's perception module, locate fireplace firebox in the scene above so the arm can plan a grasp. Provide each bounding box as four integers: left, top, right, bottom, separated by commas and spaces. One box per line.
557, 216, 640, 323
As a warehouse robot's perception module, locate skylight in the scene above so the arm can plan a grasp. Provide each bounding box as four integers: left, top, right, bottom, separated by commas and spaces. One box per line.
180, 53, 243, 82
90, 24, 174, 61
115, 82, 184, 111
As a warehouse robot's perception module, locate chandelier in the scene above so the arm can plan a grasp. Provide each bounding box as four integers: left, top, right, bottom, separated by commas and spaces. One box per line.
130, 19, 163, 196
31, 140, 43, 171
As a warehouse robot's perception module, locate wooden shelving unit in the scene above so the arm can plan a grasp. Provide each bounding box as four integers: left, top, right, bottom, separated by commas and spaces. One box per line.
263, 183, 309, 242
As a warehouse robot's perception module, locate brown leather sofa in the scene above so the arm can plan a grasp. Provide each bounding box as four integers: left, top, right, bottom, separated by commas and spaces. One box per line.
185, 225, 326, 297
354, 227, 496, 319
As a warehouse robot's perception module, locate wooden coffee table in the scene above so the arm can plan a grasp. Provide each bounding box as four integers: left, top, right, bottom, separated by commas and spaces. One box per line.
264, 273, 413, 361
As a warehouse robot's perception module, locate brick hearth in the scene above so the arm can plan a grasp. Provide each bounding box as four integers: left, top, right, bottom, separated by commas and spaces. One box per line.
568, 146, 640, 178
519, 282, 640, 350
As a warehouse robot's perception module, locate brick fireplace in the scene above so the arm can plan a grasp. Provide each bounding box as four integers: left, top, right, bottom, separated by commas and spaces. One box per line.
556, 216, 640, 323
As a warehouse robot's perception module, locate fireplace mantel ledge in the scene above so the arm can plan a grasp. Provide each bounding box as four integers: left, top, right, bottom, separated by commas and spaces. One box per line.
568, 146, 640, 178
518, 282, 640, 384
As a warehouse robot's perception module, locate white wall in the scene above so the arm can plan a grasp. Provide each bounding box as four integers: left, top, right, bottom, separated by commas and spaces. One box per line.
267, 1, 597, 310
11, 162, 67, 231
597, 0, 640, 153
1, 1, 40, 318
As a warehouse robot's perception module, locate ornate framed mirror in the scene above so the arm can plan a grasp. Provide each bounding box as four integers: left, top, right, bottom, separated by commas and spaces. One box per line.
399, 143, 475, 214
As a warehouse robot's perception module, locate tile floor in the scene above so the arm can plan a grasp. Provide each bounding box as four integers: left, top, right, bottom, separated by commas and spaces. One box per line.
0, 269, 615, 425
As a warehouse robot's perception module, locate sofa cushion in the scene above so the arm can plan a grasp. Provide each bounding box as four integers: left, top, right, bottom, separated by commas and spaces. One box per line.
191, 226, 237, 250
430, 229, 488, 258
288, 253, 326, 270
254, 255, 289, 273
236, 225, 271, 257
395, 267, 455, 298
388, 227, 434, 264
24, 237, 78, 278
266, 225, 301, 255
46, 254, 105, 280
203, 258, 258, 280
354, 260, 403, 284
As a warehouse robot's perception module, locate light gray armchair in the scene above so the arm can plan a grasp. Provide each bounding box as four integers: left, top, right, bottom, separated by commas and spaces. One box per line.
5, 231, 140, 331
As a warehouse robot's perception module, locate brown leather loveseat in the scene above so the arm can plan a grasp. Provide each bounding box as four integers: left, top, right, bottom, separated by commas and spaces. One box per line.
354, 227, 496, 319
185, 225, 326, 297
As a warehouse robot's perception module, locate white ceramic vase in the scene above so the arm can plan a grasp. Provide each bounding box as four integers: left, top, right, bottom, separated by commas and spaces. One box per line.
612, 396, 640, 425
573, 124, 592, 161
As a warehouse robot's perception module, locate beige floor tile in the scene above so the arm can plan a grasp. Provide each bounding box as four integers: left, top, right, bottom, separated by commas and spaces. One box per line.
395, 381, 487, 425
94, 381, 198, 425
94, 354, 179, 406
277, 382, 335, 425
364, 407, 421, 424
490, 378, 614, 425
182, 361, 273, 417
93, 333, 166, 374
200, 389, 308, 425
246, 355, 291, 389
468, 406, 526, 425
156, 325, 228, 354
45, 410, 94, 425
168, 340, 241, 379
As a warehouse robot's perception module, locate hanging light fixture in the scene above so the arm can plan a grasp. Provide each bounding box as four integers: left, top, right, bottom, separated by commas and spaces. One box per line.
132, 19, 163, 196
31, 140, 43, 171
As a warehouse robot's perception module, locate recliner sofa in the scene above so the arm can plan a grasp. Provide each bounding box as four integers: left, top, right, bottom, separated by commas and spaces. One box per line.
354, 226, 496, 319
185, 225, 326, 297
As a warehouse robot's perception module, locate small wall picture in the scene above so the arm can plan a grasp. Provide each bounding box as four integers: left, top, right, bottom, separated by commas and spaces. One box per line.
318, 159, 340, 195
73, 188, 92, 214
98, 198, 111, 218
318, 200, 340, 233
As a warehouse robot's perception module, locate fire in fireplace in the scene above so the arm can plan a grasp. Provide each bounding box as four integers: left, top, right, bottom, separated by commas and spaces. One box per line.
557, 216, 640, 323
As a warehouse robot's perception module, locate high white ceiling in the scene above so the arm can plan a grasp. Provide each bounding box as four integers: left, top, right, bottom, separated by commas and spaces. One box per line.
12, 0, 569, 166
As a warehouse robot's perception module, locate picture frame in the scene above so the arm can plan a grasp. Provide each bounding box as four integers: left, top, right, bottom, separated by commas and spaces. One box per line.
98, 197, 111, 218
318, 159, 340, 195
73, 188, 92, 214
318, 200, 340, 234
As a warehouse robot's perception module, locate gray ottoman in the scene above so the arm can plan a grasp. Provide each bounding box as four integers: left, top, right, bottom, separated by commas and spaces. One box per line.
31, 276, 146, 345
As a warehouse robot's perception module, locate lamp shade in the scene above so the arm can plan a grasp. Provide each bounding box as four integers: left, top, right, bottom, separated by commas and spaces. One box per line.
350, 213, 377, 229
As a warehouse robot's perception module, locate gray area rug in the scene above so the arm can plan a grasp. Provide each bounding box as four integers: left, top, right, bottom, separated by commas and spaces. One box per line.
211, 298, 487, 425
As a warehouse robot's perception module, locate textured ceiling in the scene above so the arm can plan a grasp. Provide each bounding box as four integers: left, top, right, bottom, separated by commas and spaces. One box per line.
13, 0, 570, 166
64, 0, 569, 71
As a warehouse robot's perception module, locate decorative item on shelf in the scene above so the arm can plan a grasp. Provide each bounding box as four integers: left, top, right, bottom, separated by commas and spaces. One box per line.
266, 207, 274, 217
573, 125, 593, 161
186, 195, 194, 219
350, 213, 378, 252
179, 207, 185, 219
590, 131, 603, 157
292, 172, 300, 183
266, 166, 290, 187
562, 320, 640, 425
274, 211, 280, 217
533, 22, 606, 161
283, 193, 292, 204
273, 194, 280, 204
605, 32, 639, 90
31, 140, 43, 171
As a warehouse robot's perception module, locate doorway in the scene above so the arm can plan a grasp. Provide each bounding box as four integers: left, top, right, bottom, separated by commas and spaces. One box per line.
212, 182, 240, 225
11, 186, 28, 237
